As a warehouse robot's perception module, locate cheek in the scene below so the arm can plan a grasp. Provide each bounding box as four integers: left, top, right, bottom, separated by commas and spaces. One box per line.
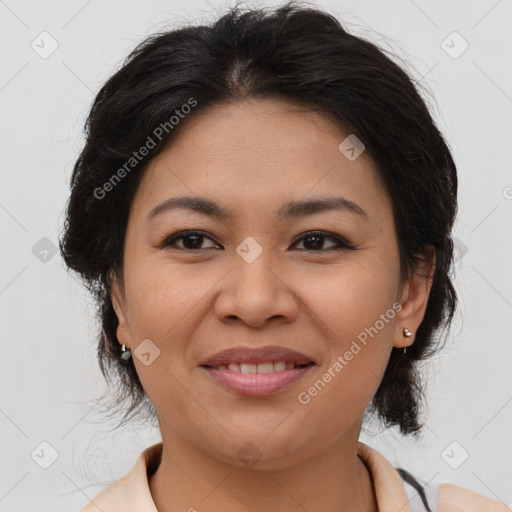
121, 258, 227, 402
302, 256, 399, 345
294, 258, 398, 414
122, 260, 204, 423
124, 257, 211, 340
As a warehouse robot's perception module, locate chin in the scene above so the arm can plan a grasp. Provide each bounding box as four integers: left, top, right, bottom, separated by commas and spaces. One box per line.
200, 425, 319, 471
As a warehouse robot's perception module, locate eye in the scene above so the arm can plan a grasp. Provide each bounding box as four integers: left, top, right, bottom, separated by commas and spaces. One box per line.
291, 231, 355, 251
159, 230, 220, 251
158, 229, 355, 252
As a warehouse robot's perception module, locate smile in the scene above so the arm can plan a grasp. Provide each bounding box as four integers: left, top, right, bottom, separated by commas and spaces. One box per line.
201, 362, 315, 396
204, 361, 312, 373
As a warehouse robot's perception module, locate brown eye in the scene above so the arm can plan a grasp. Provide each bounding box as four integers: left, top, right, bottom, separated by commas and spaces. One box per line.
292, 231, 354, 251
160, 230, 220, 251
158, 230, 354, 252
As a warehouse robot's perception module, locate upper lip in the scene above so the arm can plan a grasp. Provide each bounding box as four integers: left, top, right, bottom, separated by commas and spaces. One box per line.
200, 345, 316, 367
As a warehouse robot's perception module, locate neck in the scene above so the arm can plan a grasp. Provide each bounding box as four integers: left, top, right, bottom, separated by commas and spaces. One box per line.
148, 425, 378, 512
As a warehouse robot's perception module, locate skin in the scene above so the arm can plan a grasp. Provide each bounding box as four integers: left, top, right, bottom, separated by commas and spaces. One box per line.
111, 98, 434, 512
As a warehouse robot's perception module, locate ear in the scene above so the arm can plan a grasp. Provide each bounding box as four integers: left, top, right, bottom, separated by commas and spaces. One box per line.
109, 270, 132, 349
394, 247, 435, 349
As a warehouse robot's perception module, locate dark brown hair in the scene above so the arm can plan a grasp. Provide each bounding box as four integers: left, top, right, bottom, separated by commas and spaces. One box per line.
60, 1, 457, 437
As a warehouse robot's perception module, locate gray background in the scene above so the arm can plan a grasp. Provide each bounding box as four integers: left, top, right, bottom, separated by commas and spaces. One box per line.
1, 0, 511, 510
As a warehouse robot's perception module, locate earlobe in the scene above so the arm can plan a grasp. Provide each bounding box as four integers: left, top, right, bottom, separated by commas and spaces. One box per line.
109, 270, 132, 348
394, 249, 435, 349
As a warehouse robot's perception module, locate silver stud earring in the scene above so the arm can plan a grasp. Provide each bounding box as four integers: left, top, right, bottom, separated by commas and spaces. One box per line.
121, 344, 132, 361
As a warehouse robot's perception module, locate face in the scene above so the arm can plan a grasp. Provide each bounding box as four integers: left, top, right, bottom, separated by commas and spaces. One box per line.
112, 98, 432, 470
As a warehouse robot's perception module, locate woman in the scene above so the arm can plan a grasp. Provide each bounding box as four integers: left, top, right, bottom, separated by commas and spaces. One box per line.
60, 3, 510, 511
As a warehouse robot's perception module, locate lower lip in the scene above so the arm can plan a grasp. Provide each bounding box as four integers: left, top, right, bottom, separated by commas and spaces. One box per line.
201, 365, 315, 396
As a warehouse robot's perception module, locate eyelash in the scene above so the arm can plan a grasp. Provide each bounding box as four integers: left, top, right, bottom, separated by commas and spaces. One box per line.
158, 230, 355, 252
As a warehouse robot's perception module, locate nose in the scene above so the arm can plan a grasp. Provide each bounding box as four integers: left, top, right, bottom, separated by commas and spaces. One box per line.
213, 247, 299, 328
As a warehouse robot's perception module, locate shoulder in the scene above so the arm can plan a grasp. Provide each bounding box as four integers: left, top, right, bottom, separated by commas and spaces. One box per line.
80, 476, 131, 512
396, 465, 511, 512
80, 443, 162, 512
439, 483, 512, 512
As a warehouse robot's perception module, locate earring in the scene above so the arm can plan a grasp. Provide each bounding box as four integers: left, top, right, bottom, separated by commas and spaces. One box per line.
402, 328, 413, 355
121, 344, 132, 361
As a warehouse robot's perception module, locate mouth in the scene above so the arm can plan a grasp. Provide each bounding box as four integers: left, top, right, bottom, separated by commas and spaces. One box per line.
199, 345, 316, 368
201, 361, 314, 373
200, 362, 315, 397
199, 345, 317, 396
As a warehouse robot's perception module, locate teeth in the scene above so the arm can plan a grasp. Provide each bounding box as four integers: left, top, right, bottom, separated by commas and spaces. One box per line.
214, 361, 306, 373
256, 362, 274, 374
240, 363, 257, 374
274, 361, 286, 372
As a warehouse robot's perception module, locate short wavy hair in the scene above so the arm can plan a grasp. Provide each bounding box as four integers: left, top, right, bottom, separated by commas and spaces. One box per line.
60, 1, 457, 437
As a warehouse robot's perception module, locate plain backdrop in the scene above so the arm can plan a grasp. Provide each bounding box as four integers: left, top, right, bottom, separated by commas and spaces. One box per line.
1, 0, 511, 510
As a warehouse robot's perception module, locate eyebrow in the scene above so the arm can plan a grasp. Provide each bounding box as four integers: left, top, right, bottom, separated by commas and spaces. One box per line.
148, 195, 368, 222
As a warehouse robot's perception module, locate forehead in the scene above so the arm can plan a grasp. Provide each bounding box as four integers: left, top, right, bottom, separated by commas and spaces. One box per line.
130, 98, 390, 223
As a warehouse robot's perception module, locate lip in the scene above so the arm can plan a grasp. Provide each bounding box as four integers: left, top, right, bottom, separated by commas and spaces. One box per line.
199, 345, 316, 367
201, 364, 315, 396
